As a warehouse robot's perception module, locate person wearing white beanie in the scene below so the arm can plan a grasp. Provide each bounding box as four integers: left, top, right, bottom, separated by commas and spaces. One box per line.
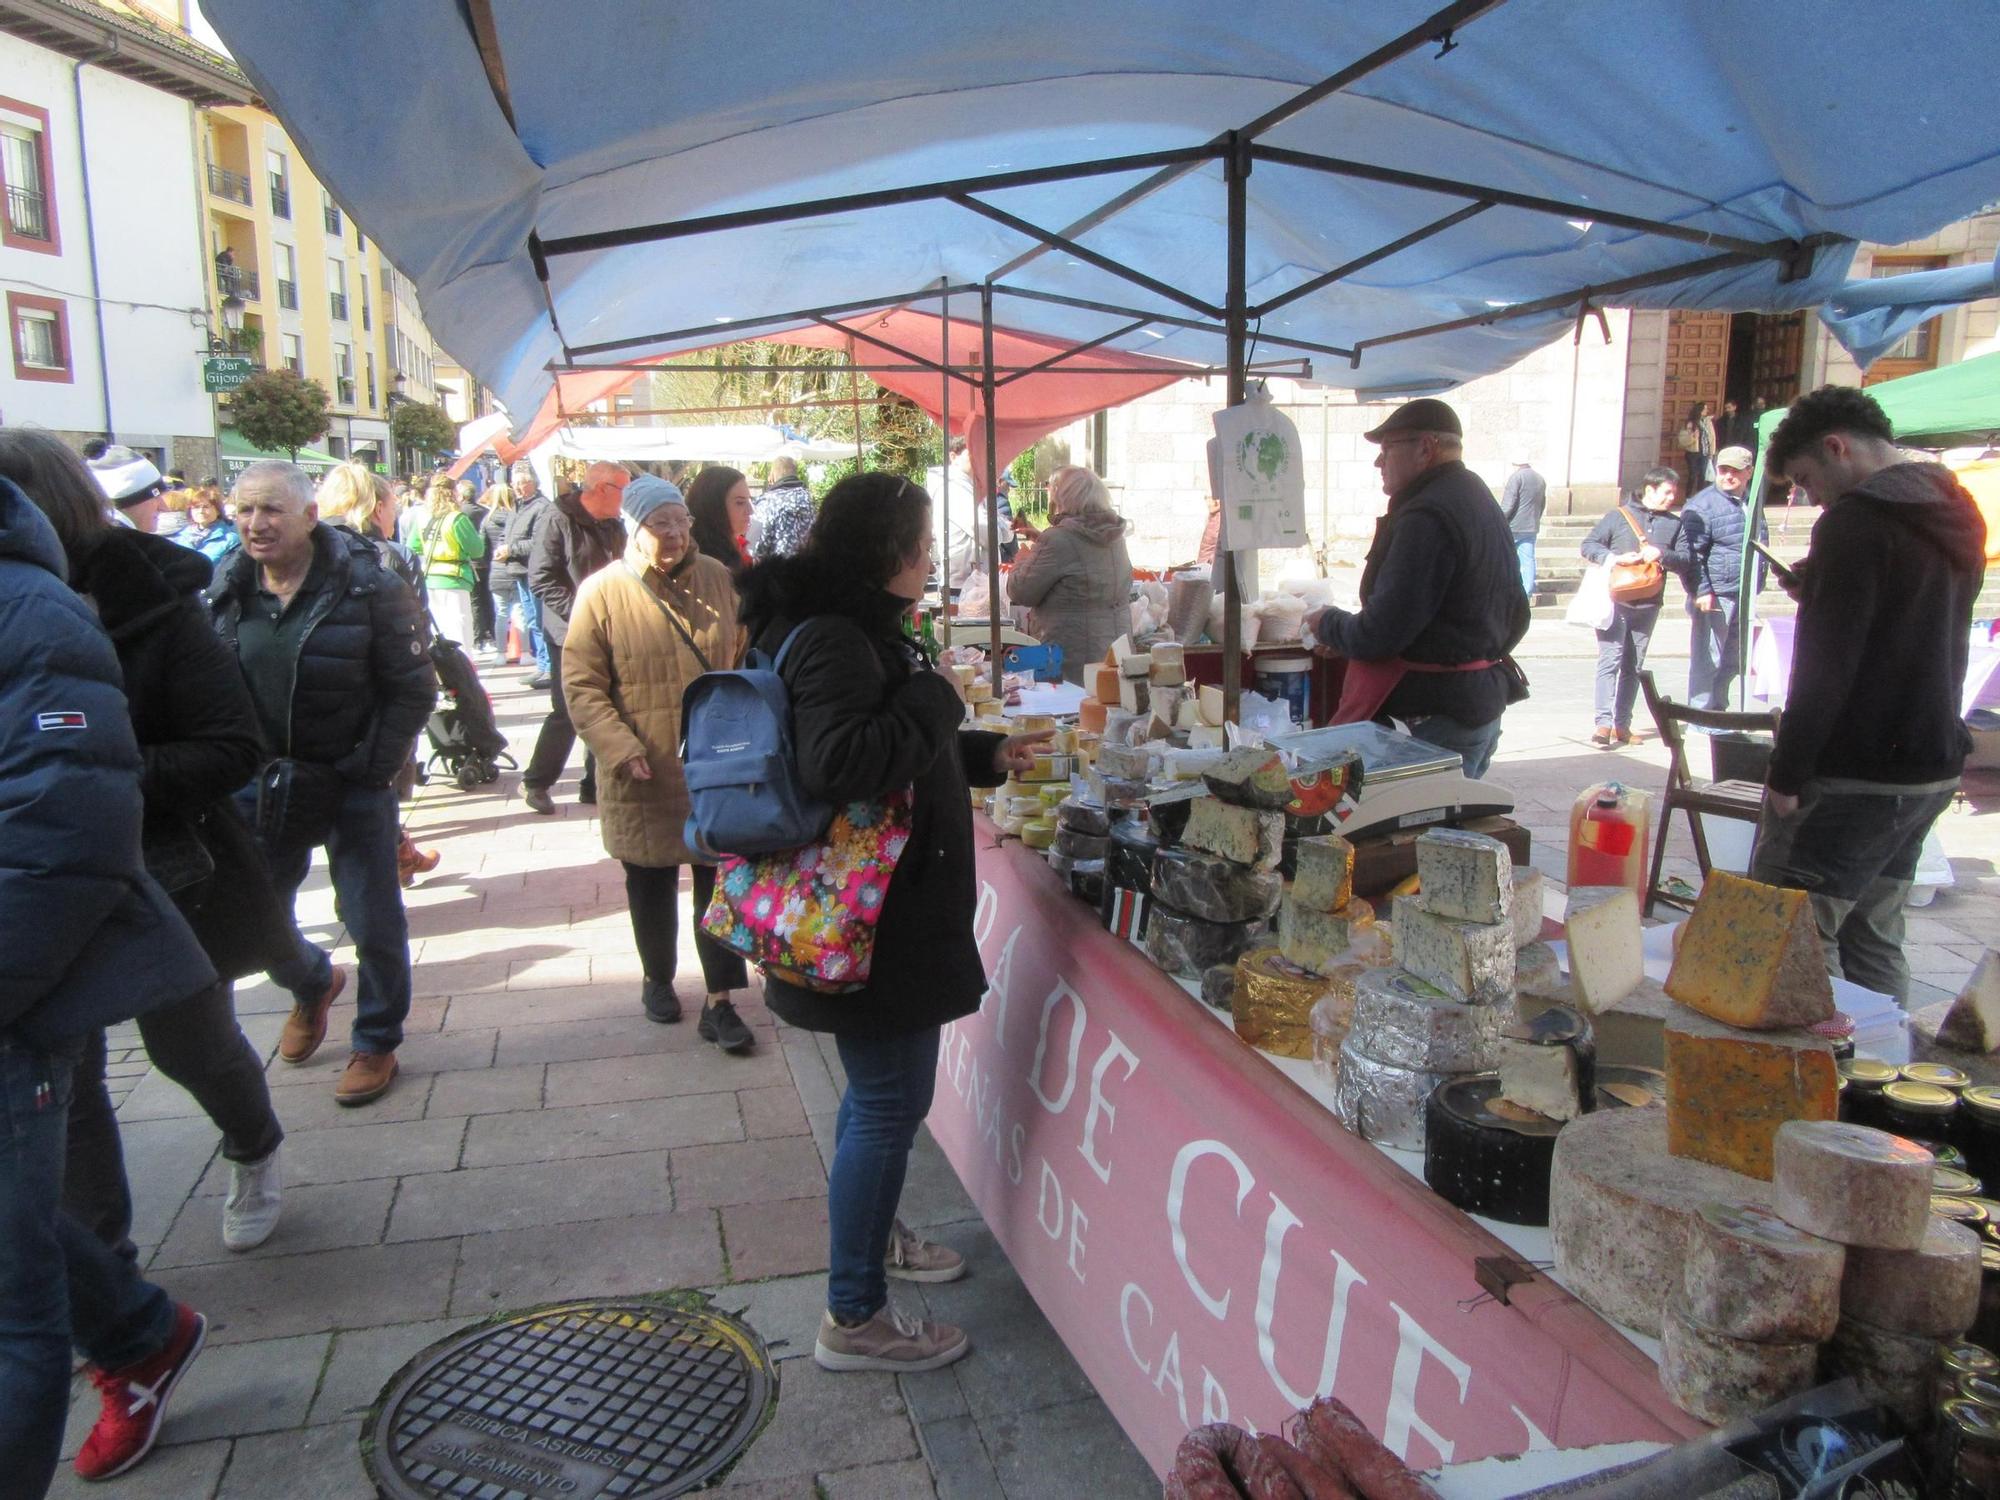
87, 446, 168, 533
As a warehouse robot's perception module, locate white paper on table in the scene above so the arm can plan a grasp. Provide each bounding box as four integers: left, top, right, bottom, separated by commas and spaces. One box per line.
1003, 681, 1087, 719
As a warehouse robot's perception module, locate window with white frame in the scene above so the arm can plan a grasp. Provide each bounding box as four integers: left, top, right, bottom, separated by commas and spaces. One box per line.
281, 332, 302, 374
16, 304, 60, 366
1, 120, 50, 242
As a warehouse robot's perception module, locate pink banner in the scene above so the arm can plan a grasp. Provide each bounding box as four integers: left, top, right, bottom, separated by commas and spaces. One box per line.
930, 826, 1704, 1479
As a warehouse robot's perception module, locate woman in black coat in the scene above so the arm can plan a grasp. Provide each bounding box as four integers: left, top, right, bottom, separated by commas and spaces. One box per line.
735, 472, 1047, 1373
0, 429, 294, 1256
1580, 465, 1692, 747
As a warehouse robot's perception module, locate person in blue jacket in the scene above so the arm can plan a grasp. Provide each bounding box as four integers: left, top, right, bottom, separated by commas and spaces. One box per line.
1678, 444, 1767, 712
0, 473, 215, 1492
174, 484, 239, 564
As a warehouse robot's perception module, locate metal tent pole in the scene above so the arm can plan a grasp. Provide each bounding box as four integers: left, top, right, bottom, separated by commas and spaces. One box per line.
940, 283, 953, 646
1222, 134, 1250, 723
981, 284, 1004, 695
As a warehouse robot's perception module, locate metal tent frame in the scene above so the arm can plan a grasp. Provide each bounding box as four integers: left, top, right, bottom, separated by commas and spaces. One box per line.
458, 0, 1842, 717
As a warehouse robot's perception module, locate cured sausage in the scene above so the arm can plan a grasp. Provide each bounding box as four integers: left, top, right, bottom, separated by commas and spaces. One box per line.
1292, 1398, 1441, 1500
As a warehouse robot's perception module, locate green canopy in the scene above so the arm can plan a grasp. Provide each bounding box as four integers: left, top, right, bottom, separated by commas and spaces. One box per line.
218, 428, 340, 475
1754, 349, 2000, 454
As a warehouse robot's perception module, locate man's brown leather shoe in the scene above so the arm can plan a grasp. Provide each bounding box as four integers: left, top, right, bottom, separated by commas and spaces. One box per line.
335, 1051, 398, 1107
278, 968, 345, 1065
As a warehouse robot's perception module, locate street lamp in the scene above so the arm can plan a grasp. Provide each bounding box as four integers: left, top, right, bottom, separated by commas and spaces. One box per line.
220, 294, 245, 339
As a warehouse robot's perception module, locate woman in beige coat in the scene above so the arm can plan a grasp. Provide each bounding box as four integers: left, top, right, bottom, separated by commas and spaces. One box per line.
563, 476, 755, 1053
1005, 465, 1134, 685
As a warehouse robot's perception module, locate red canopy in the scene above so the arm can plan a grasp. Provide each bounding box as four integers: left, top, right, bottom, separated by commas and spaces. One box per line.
453, 311, 1189, 489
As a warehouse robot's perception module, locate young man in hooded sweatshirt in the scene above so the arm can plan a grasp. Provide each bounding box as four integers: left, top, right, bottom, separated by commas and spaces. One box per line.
1752, 385, 1987, 1001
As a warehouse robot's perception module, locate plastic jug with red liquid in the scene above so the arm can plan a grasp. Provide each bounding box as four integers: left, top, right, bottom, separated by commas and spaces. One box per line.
1567, 781, 1653, 896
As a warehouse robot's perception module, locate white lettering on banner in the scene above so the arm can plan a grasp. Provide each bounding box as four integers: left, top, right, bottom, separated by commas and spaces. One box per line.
1008, 1123, 1025, 1185
1078, 1033, 1140, 1185
1202, 1370, 1230, 1424
972, 882, 998, 947
1510, 1406, 1555, 1453
1167, 1139, 1254, 1321
1155, 1330, 1189, 1425
1256, 1194, 1367, 1410
1385, 1304, 1473, 1465
1121, 1282, 1156, 1377
1028, 982, 1088, 1114
1037, 1159, 1065, 1240
1068, 1203, 1089, 1284
985, 924, 1023, 1046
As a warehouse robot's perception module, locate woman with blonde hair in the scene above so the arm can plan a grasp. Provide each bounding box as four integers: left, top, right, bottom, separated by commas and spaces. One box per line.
416, 474, 485, 648
478, 481, 519, 659
1004, 464, 1134, 684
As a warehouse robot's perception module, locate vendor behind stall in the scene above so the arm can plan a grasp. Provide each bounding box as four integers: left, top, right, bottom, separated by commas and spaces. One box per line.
1301, 398, 1529, 778
1005, 465, 1134, 685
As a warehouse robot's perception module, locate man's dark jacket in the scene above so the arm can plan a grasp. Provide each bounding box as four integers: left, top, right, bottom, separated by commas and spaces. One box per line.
1679, 482, 1766, 599
1317, 459, 1530, 726
737, 556, 1006, 1037
528, 489, 625, 647
0, 480, 213, 1044
498, 491, 552, 583
1769, 461, 1986, 795
207, 522, 436, 786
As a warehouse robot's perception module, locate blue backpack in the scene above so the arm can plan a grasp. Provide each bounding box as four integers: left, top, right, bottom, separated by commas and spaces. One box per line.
680, 623, 832, 859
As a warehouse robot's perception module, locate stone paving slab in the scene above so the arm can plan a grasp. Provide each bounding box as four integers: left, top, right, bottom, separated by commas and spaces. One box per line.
162, 1331, 331, 1443
384, 1149, 675, 1240
156, 1237, 461, 1344
307, 1317, 482, 1427
447, 1209, 727, 1316
150, 1177, 396, 1269
216, 1420, 374, 1499
456, 1090, 742, 1168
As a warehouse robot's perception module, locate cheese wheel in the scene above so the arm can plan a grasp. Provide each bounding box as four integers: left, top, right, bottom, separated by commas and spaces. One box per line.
1200, 963, 1239, 1011
1682, 1200, 1845, 1342
1143, 905, 1261, 980
1424, 1075, 1564, 1227
1823, 1316, 1939, 1430
1513, 941, 1567, 1003
1331, 1039, 1455, 1151
1663, 1006, 1838, 1180
1772, 1121, 1934, 1249
1151, 846, 1283, 924
1056, 797, 1110, 837
1660, 1297, 1819, 1426
1550, 1107, 1769, 1336
1839, 1216, 1983, 1337
1350, 967, 1503, 1073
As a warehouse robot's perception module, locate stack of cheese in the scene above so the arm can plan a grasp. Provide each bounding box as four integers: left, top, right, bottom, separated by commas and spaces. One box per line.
1142, 747, 1287, 981
1533, 884, 1676, 1068
1659, 1120, 1984, 1425
1233, 832, 1367, 1059
1047, 795, 1111, 906
1331, 829, 1516, 1151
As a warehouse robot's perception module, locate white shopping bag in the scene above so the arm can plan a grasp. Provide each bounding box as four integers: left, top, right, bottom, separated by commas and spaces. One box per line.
1211, 387, 1308, 550
1565, 561, 1616, 630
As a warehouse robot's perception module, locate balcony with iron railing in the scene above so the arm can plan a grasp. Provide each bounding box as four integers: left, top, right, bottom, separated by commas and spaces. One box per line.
216, 264, 260, 301
330, 292, 349, 321
323, 202, 342, 235
269, 179, 290, 218
6, 184, 49, 241
207, 163, 252, 205
276, 279, 298, 310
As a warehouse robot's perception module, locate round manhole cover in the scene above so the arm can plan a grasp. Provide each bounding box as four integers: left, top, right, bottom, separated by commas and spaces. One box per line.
366, 1300, 774, 1500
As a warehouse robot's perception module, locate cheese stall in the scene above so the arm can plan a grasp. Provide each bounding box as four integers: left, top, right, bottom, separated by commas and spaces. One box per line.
204, 1, 2000, 1492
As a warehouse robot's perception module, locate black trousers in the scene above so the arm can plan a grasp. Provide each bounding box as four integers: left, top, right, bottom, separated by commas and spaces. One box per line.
623, 862, 749, 995
64, 980, 285, 1258
522, 638, 595, 793
471, 563, 496, 644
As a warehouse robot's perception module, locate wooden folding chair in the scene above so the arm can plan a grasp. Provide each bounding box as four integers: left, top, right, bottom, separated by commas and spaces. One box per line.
1638, 670, 1779, 916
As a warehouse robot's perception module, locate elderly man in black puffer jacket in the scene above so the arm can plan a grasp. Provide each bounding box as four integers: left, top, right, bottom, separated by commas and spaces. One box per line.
209, 460, 435, 1106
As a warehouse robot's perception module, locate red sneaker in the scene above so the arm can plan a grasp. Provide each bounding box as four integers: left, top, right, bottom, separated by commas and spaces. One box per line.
74, 1303, 206, 1481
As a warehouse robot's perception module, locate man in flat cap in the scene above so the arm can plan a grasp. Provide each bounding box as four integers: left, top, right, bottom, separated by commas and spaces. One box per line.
1302, 398, 1529, 778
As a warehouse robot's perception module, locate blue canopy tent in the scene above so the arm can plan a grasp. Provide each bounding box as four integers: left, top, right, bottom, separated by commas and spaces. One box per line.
205, 0, 2000, 709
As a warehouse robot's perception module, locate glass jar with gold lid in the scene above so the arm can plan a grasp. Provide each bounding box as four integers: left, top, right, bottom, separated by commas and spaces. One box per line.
1905, 1062, 1973, 1090
1885, 1080, 1961, 1149
1932, 1398, 2000, 1496
1937, 1165, 1985, 1197
1938, 1343, 2000, 1411
1961, 1087, 2000, 1191
1839, 1057, 1899, 1128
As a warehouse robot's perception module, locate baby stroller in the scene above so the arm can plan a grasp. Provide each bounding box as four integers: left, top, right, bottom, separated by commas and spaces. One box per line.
423, 634, 513, 790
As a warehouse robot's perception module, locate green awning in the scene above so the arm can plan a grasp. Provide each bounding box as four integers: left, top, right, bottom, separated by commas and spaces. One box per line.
1755, 350, 2000, 452
219, 428, 341, 472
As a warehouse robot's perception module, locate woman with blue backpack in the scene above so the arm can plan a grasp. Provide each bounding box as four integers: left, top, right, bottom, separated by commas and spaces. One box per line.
562, 475, 757, 1053
732, 471, 1049, 1376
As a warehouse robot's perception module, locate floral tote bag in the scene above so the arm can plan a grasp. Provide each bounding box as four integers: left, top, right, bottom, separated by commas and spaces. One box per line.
700, 789, 915, 994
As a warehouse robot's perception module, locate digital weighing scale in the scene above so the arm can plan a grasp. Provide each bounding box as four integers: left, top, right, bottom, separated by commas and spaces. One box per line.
1268, 721, 1514, 841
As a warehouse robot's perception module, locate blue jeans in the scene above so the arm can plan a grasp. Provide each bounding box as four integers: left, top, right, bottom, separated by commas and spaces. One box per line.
1514, 538, 1537, 598
248, 781, 412, 1055
1750, 780, 1957, 1003
1686, 595, 1741, 712
1594, 602, 1660, 731
514, 578, 550, 675
1404, 713, 1504, 780
827, 1027, 941, 1322
1, 1036, 173, 1494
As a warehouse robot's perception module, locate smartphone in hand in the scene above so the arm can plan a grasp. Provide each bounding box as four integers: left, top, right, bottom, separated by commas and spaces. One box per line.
1749, 539, 1798, 588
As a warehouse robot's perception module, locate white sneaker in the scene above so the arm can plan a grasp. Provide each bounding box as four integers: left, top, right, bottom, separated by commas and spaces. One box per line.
222, 1148, 282, 1251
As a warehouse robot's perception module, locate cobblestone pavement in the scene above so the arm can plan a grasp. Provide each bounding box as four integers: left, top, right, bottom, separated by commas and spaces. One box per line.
60, 625, 1996, 1498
